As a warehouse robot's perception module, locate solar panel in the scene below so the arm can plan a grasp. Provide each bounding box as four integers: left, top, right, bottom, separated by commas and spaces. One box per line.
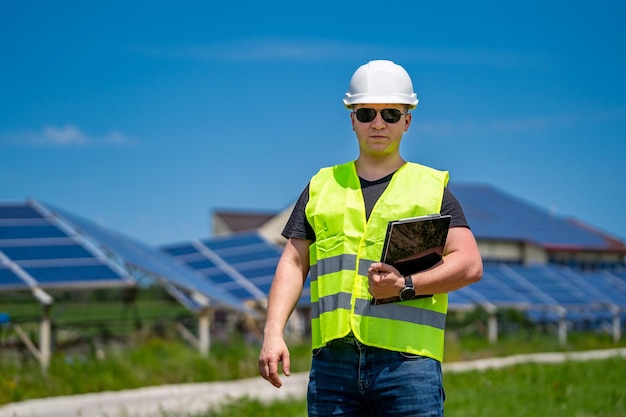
490, 265, 561, 306
463, 269, 531, 307
447, 288, 476, 309
204, 234, 313, 305
450, 184, 614, 249
44, 203, 249, 313
0, 243, 93, 260
161, 232, 316, 306
0, 204, 41, 219
599, 270, 626, 296
0, 265, 25, 289
0, 201, 133, 291
508, 265, 590, 307
24, 264, 124, 284
451, 263, 626, 325
565, 269, 626, 306
1, 223, 68, 240
162, 232, 290, 304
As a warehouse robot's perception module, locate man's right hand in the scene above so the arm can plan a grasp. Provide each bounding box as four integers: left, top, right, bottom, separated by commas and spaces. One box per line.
258, 335, 291, 388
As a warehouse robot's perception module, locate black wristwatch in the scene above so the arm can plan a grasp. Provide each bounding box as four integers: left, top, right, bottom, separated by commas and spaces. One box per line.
399, 274, 416, 301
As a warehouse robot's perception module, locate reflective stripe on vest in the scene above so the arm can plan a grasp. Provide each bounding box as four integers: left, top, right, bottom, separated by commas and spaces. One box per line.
306, 161, 449, 361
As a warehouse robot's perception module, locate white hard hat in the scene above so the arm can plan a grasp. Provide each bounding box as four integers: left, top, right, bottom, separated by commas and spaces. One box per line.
343, 60, 418, 109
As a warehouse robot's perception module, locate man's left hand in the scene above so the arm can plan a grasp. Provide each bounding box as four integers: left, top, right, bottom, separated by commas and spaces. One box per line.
367, 262, 403, 299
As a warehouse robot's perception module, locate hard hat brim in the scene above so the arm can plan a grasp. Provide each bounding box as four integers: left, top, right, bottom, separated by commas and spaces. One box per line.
343, 95, 418, 110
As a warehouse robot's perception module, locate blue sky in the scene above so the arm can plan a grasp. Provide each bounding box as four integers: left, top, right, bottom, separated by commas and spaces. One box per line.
1, 1, 625, 245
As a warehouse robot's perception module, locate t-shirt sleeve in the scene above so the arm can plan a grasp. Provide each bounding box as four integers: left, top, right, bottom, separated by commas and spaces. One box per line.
282, 184, 315, 241
442, 187, 470, 229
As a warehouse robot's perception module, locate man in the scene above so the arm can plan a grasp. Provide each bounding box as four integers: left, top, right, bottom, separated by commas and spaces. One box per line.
259, 60, 483, 416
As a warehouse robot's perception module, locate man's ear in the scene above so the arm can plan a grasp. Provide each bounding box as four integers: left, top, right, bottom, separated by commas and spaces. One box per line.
404, 113, 412, 132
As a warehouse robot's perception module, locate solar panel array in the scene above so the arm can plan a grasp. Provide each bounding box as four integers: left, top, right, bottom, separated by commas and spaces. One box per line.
161, 232, 310, 306
2, 197, 625, 326
162, 232, 626, 324
455, 264, 626, 322
0, 201, 133, 292
45, 203, 249, 313
449, 184, 617, 250
0, 201, 252, 313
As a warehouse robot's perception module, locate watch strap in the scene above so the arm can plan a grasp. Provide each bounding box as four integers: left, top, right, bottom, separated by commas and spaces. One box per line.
403, 274, 414, 289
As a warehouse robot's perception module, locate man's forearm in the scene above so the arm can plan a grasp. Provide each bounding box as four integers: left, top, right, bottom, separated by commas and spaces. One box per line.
264, 253, 309, 337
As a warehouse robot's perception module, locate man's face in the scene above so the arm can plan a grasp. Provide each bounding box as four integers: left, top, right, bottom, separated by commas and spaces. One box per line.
350, 103, 412, 157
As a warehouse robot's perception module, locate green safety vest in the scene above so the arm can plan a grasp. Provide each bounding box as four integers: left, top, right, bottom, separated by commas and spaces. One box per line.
306, 161, 450, 361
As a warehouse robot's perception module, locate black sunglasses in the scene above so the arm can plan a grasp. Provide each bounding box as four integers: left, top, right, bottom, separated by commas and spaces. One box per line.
353, 108, 407, 124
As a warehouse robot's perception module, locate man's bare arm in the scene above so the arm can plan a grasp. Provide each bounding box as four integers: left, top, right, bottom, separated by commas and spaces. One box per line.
368, 227, 482, 299
258, 237, 310, 388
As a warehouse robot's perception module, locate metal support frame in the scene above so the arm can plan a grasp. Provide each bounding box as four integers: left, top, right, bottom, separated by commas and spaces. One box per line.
611, 306, 622, 344
12, 303, 53, 372
487, 310, 499, 344
174, 308, 211, 356
197, 311, 211, 356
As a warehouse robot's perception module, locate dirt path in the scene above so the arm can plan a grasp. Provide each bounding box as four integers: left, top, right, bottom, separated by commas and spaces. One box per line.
1, 348, 625, 417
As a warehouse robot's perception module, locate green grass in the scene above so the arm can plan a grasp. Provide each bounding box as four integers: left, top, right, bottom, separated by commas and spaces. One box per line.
444, 357, 626, 417
119, 357, 626, 417
0, 335, 313, 405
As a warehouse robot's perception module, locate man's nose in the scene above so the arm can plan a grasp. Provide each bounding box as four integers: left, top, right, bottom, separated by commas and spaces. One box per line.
371, 112, 386, 127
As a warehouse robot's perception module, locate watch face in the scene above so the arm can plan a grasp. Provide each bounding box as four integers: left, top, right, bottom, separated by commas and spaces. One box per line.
400, 287, 416, 301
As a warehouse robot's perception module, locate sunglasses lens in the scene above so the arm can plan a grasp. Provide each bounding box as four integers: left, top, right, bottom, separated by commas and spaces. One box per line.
381, 109, 402, 123
354, 108, 403, 123
355, 108, 377, 123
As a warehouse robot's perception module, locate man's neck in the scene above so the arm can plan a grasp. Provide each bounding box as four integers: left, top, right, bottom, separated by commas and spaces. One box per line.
355, 155, 406, 181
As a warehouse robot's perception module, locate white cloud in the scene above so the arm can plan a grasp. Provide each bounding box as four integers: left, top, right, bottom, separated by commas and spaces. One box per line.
0, 125, 136, 147
41, 125, 90, 145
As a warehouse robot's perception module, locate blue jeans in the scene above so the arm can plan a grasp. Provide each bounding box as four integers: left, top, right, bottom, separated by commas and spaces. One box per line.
307, 336, 445, 417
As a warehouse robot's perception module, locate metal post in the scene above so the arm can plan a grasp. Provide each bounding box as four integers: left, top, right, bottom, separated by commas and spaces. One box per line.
40, 305, 51, 371
482, 303, 498, 344
488, 312, 498, 344
612, 306, 621, 344
198, 311, 210, 357
557, 308, 567, 346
